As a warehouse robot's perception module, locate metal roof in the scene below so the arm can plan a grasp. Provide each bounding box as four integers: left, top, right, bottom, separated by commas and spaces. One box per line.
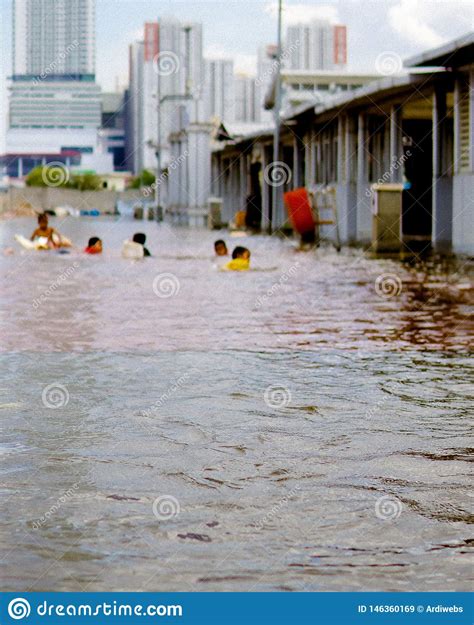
404, 31, 474, 68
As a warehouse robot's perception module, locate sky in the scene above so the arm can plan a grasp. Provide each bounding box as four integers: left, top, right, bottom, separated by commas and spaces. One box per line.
1, 0, 473, 148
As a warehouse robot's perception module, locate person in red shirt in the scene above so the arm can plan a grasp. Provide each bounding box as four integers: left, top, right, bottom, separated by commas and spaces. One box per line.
84, 237, 102, 254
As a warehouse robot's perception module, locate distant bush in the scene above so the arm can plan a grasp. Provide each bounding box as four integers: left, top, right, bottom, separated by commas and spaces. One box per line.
25, 165, 101, 191
127, 169, 156, 189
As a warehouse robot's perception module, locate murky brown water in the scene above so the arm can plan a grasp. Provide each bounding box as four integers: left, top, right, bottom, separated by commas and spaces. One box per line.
1, 216, 473, 591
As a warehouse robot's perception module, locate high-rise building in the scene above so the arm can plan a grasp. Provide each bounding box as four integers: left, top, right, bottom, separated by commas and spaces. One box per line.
4, 0, 111, 179
234, 74, 257, 123
204, 59, 235, 123
125, 19, 204, 174
12, 0, 95, 79
100, 92, 126, 171
286, 20, 347, 71
125, 41, 145, 174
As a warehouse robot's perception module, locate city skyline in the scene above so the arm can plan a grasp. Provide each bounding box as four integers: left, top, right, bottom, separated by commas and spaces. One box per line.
2, 1, 473, 90
1, 0, 472, 152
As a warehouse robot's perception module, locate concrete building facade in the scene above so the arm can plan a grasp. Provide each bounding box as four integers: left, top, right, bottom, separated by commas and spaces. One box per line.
286, 20, 347, 71
211, 34, 474, 257
3, 0, 111, 179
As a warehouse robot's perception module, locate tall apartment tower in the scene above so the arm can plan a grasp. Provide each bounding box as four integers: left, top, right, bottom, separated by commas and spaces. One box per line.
234, 75, 257, 123
126, 19, 204, 173
13, 0, 95, 79
204, 59, 235, 123
286, 20, 347, 70
6, 0, 106, 178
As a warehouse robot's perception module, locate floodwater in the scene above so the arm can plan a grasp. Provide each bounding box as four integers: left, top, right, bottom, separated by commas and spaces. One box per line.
1, 216, 472, 592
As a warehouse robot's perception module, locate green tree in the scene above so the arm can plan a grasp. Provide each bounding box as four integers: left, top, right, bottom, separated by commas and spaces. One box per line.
70, 173, 102, 191
25, 165, 69, 188
128, 169, 156, 189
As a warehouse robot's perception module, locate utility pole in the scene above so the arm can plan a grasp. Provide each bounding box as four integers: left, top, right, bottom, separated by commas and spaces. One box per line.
270, 0, 283, 233
155, 54, 162, 219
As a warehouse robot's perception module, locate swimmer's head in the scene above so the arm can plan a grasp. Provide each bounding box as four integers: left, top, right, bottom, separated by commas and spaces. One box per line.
133, 232, 146, 245
232, 246, 250, 260
214, 239, 228, 256
87, 237, 102, 253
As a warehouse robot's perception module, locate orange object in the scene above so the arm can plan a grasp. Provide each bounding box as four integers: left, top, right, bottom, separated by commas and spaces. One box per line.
234, 210, 246, 228
283, 188, 316, 235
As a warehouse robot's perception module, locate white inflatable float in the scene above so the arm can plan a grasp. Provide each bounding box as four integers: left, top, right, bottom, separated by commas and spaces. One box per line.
15, 235, 49, 250
14, 233, 73, 250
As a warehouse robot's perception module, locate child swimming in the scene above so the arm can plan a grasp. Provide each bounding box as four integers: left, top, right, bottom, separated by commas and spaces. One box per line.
84, 237, 102, 254
30, 213, 71, 249
222, 246, 251, 271
133, 233, 151, 257
214, 239, 228, 257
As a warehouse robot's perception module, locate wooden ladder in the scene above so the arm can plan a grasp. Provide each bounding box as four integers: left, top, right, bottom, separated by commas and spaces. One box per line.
309, 186, 341, 252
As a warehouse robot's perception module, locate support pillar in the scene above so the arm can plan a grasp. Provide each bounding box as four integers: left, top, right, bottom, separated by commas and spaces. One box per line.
356, 113, 371, 242
390, 105, 403, 182
261, 144, 271, 233
432, 86, 453, 252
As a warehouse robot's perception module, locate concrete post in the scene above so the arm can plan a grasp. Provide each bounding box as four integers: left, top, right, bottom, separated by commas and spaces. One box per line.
432, 86, 453, 252
389, 105, 403, 182
293, 136, 301, 188
356, 113, 371, 242
343, 114, 358, 244
304, 131, 312, 188
261, 144, 271, 232
240, 154, 247, 209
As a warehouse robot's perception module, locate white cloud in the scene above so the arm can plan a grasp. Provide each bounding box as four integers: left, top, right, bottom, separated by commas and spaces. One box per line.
388, 0, 448, 49
264, 2, 340, 25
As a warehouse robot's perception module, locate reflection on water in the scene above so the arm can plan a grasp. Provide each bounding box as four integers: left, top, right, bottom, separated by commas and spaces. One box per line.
0, 216, 472, 591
